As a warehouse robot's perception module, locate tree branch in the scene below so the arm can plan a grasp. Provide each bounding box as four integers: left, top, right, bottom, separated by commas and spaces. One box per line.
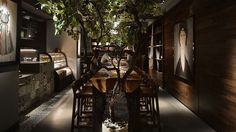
88, 0, 105, 42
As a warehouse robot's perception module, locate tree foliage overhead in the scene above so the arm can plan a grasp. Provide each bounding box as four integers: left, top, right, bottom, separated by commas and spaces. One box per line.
38, 0, 165, 124
38, 0, 165, 47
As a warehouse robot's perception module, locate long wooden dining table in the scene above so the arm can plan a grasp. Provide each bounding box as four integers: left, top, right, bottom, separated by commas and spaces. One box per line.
90, 67, 141, 93
90, 67, 142, 132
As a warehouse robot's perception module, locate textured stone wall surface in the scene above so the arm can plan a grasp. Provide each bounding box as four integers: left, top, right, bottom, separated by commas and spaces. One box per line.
18, 62, 54, 114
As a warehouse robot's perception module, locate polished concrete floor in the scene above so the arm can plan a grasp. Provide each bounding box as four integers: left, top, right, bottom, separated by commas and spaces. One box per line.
17, 87, 216, 132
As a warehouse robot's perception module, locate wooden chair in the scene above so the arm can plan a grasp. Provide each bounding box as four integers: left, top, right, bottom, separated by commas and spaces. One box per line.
71, 78, 94, 131
138, 79, 161, 130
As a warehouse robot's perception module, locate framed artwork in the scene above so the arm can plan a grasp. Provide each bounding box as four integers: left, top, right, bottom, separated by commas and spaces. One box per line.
174, 17, 194, 82
0, 0, 18, 65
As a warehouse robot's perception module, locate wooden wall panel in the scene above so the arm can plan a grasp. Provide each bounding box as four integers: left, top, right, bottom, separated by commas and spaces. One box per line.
163, 0, 236, 131
196, 0, 236, 131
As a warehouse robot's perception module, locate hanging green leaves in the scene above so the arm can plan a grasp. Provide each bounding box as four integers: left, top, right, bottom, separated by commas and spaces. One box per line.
38, 0, 165, 46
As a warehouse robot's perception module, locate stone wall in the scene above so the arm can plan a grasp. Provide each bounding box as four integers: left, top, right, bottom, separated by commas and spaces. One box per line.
18, 62, 54, 114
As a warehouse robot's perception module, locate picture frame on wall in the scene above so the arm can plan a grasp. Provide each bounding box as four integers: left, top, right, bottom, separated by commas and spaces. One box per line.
0, 0, 18, 66
173, 17, 194, 82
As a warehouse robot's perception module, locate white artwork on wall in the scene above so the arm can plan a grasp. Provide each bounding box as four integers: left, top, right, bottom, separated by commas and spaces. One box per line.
0, 0, 17, 63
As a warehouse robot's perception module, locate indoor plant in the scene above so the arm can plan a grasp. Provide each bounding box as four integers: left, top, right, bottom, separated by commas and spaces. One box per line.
38, 0, 165, 131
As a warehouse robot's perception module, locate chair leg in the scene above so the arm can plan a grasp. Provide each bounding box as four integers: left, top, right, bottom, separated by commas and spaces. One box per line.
81, 98, 85, 115
151, 97, 156, 125
71, 97, 77, 132
145, 98, 148, 112
155, 95, 161, 131
77, 97, 82, 127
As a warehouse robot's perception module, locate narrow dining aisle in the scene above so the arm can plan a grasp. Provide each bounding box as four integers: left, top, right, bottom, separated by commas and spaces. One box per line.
16, 87, 215, 132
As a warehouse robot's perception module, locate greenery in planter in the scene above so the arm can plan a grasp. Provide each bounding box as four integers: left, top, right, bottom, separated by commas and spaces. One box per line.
38, 0, 165, 129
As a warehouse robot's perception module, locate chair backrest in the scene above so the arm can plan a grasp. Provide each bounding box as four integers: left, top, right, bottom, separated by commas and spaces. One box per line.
72, 71, 96, 95
140, 78, 158, 93
72, 79, 84, 94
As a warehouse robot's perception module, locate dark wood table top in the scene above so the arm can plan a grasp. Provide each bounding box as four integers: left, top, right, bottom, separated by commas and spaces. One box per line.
90, 68, 141, 93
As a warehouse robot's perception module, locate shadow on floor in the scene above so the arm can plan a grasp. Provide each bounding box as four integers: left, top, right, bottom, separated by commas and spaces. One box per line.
16, 87, 215, 132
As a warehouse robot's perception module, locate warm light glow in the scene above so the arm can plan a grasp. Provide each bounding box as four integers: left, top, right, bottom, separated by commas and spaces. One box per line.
20, 49, 37, 52
23, 15, 30, 20
52, 107, 64, 121
1, 6, 8, 14
77, 33, 81, 56
110, 29, 118, 35
159, 88, 215, 132
113, 21, 120, 28
180, 47, 185, 71
179, 28, 187, 71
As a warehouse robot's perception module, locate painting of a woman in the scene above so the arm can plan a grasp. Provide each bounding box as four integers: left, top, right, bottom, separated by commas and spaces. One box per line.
0, 0, 13, 55
0, 0, 16, 63
174, 17, 194, 81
